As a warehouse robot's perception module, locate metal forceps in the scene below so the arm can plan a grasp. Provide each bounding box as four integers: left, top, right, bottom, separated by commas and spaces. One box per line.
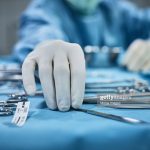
0, 98, 28, 116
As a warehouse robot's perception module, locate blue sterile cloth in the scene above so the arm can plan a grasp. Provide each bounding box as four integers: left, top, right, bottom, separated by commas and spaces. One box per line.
0, 59, 150, 150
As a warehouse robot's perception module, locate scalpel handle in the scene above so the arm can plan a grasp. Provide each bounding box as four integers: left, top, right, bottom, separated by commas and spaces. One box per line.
75, 108, 149, 124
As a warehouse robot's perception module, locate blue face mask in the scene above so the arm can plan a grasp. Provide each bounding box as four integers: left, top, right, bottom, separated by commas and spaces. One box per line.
66, 0, 101, 15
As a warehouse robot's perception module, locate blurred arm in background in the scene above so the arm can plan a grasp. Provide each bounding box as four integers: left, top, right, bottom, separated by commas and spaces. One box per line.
119, 1, 150, 71
13, 0, 69, 62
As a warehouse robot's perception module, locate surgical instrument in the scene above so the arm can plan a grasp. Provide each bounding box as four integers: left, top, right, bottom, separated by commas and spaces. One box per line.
84, 92, 150, 103
75, 108, 149, 124
103, 104, 150, 109
0, 75, 22, 82
0, 107, 13, 116
85, 79, 148, 89
0, 97, 28, 116
7, 90, 150, 102
0, 98, 28, 105
85, 79, 149, 95
85, 78, 148, 86
0, 69, 22, 74
84, 46, 122, 67
9, 91, 43, 99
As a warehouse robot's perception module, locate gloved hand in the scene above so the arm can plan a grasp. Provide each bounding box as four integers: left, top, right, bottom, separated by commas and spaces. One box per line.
122, 39, 150, 72
22, 40, 86, 111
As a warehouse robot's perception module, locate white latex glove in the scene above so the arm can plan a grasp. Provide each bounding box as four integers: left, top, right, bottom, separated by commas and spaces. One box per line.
22, 40, 86, 111
122, 39, 150, 72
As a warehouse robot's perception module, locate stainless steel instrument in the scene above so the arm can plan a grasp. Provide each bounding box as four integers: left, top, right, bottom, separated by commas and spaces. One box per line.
75, 108, 149, 124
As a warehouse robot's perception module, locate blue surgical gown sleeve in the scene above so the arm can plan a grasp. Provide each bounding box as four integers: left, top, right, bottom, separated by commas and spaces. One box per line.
13, 0, 69, 62
118, 1, 150, 47
100, 0, 150, 48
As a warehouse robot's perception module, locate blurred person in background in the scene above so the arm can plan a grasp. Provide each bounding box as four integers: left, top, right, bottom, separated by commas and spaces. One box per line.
13, 0, 150, 111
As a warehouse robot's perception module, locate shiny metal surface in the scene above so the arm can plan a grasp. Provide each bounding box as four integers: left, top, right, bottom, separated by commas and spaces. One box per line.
75, 108, 149, 124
